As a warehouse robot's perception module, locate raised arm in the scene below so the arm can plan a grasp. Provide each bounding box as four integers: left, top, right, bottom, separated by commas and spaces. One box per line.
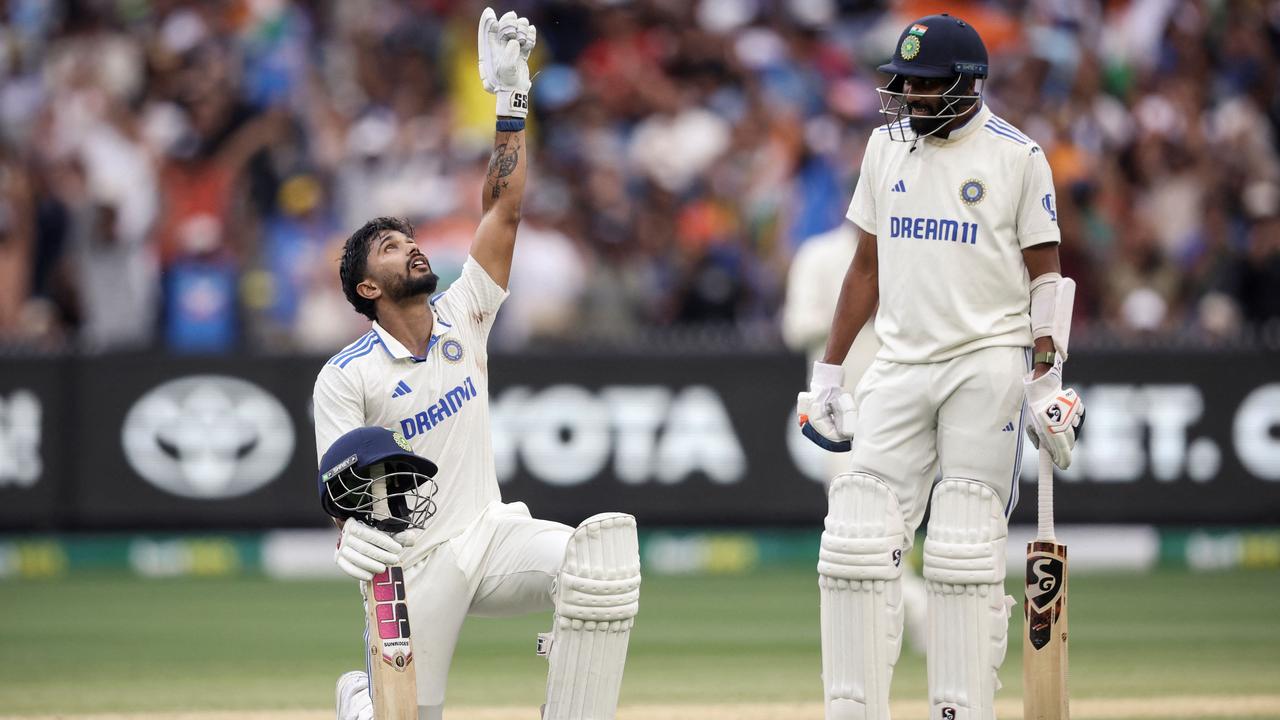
472, 128, 527, 289
472, 8, 536, 289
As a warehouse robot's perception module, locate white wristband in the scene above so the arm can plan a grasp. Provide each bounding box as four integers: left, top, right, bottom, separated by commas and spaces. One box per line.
811, 361, 843, 389
496, 90, 529, 118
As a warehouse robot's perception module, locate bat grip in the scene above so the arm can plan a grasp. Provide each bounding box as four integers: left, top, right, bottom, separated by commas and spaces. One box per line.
1037, 446, 1055, 541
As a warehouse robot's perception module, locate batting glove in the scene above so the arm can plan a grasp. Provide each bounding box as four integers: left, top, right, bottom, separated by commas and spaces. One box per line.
797, 361, 856, 453
336, 518, 404, 582
1024, 360, 1086, 469
478, 7, 535, 118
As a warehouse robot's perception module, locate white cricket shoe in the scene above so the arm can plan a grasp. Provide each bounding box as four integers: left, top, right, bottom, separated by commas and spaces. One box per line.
336, 670, 375, 720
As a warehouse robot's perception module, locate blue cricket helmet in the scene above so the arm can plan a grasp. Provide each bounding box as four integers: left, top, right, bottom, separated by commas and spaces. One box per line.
318, 426, 439, 531
878, 13, 989, 81
875, 14, 989, 141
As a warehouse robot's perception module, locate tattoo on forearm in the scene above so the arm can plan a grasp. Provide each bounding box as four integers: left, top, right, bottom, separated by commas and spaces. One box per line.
486, 136, 521, 200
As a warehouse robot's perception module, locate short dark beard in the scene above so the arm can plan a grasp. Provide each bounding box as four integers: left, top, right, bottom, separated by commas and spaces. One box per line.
907, 96, 978, 138
909, 113, 951, 137
384, 271, 439, 303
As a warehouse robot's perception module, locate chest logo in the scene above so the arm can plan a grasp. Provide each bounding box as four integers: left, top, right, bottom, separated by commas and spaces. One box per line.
442, 339, 464, 364
960, 178, 986, 206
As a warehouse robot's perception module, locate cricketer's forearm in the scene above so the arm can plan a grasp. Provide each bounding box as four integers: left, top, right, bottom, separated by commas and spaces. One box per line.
1022, 241, 1063, 379
471, 128, 528, 289
821, 231, 879, 366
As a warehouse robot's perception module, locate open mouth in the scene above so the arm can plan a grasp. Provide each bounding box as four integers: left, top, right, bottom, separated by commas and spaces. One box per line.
409, 256, 427, 271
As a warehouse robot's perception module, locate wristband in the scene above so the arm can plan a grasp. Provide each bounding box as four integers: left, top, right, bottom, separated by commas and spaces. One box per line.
496, 118, 526, 132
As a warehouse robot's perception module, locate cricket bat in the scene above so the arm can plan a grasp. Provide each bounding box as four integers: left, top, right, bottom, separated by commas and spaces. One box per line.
366, 475, 417, 720
1023, 446, 1069, 719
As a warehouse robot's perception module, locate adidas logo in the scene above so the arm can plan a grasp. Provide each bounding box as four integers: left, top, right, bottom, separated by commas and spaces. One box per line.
891, 179, 906, 193
391, 380, 413, 398
1002, 421, 1015, 432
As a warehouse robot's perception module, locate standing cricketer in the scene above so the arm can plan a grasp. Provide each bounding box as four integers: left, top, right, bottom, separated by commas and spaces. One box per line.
313, 9, 640, 720
797, 14, 1085, 720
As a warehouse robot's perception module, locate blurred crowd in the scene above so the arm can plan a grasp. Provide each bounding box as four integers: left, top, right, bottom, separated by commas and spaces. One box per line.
0, 0, 1276, 354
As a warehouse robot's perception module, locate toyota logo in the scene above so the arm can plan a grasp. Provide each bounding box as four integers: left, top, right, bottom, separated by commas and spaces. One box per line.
122, 375, 295, 499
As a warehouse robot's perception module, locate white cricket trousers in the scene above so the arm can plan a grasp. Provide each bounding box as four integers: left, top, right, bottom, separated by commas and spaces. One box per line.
369, 501, 571, 716
848, 345, 1030, 538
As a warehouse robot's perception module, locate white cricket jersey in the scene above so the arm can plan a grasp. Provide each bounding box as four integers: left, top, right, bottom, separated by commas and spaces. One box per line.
313, 257, 508, 562
846, 103, 1060, 364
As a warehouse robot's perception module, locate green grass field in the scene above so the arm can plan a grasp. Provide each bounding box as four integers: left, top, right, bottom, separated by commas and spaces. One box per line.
0, 567, 1277, 718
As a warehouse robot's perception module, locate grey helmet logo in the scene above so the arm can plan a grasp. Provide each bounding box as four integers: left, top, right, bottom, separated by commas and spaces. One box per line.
122, 376, 295, 498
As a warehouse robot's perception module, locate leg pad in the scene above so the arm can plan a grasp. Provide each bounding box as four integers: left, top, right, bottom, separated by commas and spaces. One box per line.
542, 513, 641, 720
819, 473, 908, 720
923, 479, 1013, 720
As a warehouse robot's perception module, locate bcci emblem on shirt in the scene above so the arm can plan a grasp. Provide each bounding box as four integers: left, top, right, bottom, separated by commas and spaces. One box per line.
442, 339, 464, 363
960, 179, 986, 205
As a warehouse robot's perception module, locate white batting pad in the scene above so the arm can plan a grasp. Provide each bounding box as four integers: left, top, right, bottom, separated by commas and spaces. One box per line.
818, 472, 908, 720
542, 513, 641, 720
923, 479, 1013, 720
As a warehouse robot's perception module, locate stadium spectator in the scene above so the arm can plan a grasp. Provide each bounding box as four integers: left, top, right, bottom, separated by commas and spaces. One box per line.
0, 0, 1276, 352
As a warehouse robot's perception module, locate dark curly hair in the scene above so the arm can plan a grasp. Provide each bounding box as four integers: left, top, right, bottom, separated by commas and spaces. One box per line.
339, 216, 416, 321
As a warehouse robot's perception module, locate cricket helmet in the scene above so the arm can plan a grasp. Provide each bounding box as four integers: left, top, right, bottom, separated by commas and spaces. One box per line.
318, 426, 439, 532
876, 14, 989, 142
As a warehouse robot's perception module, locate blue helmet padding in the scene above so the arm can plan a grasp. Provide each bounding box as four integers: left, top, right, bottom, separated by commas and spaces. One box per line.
877, 14, 989, 80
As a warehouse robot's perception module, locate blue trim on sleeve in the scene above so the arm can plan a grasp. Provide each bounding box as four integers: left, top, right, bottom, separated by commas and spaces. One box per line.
984, 124, 1029, 145
988, 116, 1031, 141
328, 332, 376, 366
337, 335, 383, 368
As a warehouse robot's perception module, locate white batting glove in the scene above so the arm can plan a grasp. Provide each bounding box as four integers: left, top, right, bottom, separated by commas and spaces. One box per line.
335, 518, 404, 582
797, 361, 857, 452
1024, 361, 1086, 470
478, 7, 536, 118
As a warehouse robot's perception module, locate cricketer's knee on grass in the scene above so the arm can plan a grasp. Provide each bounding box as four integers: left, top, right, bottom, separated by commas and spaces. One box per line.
818, 471, 909, 720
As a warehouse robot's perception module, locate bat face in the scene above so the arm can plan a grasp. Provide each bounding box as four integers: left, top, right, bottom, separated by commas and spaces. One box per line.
368, 566, 417, 720
1024, 542, 1067, 650
1024, 540, 1069, 720
371, 567, 414, 670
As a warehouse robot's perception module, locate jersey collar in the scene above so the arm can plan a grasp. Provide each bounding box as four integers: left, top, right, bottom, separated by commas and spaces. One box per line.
926, 101, 989, 146
371, 303, 454, 363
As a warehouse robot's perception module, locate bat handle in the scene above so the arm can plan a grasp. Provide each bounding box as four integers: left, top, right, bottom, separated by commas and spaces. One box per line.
1037, 446, 1055, 541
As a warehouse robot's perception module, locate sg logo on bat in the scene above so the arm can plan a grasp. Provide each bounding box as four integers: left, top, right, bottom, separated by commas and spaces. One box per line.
1024, 546, 1067, 651
372, 567, 414, 671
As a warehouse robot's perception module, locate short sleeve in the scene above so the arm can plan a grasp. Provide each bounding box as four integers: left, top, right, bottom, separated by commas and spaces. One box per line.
435, 256, 509, 338
1016, 146, 1062, 249
313, 365, 365, 466
846, 138, 879, 236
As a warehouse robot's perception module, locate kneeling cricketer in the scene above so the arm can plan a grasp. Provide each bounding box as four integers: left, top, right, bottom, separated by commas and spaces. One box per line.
313, 9, 640, 719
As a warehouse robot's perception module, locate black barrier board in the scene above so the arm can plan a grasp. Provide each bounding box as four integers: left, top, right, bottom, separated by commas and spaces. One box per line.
0, 358, 71, 529
0, 350, 1277, 529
